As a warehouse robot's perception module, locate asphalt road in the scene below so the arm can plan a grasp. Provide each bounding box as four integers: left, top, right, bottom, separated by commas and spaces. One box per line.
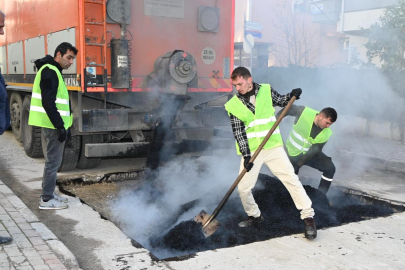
1, 129, 405, 270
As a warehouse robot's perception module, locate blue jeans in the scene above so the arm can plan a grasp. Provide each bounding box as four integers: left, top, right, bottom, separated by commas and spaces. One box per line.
42, 128, 65, 201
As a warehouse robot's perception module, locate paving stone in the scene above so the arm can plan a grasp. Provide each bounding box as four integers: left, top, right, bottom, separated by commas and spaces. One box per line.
0, 262, 11, 269
8, 212, 21, 219
37, 251, 52, 256
28, 258, 45, 266
3, 220, 17, 228
0, 214, 12, 221
21, 248, 39, 257
21, 230, 39, 238
44, 259, 62, 265
33, 245, 49, 252
48, 265, 67, 270
30, 224, 56, 241
33, 265, 51, 270
0, 251, 7, 260
17, 241, 34, 249
6, 241, 19, 248
0, 223, 7, 230
16, 266, 34, 270
40, 254, 57, 261
9, 255, 27, 264
10, 233, 27, 242
17, 223, 32, 231
0, 185, 13, 194
7, 196, 27, 210
13, 218, 27, 224
3, 247, 23, 257
8, 227, 23, 235
29, 237, 45, 246
17, 209, 39, 223
0, 206, 8, 215
4, 206, 17, 212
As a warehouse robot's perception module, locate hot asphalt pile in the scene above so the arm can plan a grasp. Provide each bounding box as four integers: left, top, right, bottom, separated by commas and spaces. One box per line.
150, 174, 395, 255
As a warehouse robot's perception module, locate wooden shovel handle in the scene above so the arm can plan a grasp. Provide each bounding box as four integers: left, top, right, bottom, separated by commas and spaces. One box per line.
202, 96, 296, 228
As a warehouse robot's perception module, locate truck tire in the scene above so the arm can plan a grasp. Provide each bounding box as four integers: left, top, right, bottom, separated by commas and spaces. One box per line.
21, 96, 43, 158
58, 136, 81, 172
41, 127, 81, 172
9, 92, 23, 142
76, 135, 102, 169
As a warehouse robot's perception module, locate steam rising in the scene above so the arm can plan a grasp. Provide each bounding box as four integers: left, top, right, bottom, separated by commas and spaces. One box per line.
111, 152, 242, 258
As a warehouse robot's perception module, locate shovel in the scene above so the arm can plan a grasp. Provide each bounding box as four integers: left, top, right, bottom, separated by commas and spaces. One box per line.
194, 96, 297, 237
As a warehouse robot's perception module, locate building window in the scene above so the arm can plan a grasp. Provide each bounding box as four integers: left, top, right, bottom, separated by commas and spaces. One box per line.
292, 0, 310, 13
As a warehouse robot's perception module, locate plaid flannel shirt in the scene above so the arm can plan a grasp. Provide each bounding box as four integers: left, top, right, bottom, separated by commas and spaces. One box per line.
229, 82, 292, 158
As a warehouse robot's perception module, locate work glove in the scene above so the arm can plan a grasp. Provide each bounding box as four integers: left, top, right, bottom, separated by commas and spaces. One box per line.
290, 88, 302, 100
56, 127, 67, 143
293, 163, 301, 175
67, 128, 71, 139
244, 156, 254, 172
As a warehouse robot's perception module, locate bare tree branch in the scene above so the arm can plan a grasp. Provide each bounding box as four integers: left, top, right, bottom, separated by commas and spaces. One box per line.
271, 6, 319, 67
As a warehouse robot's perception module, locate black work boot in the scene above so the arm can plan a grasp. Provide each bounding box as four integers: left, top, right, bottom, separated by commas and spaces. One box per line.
0, 236, 12, 245
238, 215, 264, 228
318, 178, 332, 194
304, 217, 317, 239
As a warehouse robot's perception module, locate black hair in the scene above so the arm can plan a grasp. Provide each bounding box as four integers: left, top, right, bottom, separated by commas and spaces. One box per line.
231, 66, 251, 80
54, 42, 78, 58
320, 107, 337, 122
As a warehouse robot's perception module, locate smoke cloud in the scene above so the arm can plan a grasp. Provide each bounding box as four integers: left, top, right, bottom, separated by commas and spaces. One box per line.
111, 151, 246, 258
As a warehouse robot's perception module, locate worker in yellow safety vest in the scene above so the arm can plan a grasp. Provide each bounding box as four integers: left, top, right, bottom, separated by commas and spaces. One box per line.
278, 105, 337, 194
28, 42, 78, 210
224, 66, 317, 240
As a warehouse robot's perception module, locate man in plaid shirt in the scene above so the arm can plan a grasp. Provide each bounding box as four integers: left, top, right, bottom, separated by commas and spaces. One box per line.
224, 67, 317, 239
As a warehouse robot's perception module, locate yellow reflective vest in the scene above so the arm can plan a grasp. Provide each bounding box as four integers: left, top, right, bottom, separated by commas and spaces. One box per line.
224, 84, 283, 155
28, 64, 72, 129
286, 107, 332, 156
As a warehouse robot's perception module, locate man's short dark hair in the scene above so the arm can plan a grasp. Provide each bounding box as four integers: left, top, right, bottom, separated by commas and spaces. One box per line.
54, 42, 78, 57
320, 107, 337, 122
231, 66, 251, 80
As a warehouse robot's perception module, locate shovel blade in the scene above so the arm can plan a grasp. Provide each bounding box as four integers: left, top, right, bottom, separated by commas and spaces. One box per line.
194, 210, 221, 238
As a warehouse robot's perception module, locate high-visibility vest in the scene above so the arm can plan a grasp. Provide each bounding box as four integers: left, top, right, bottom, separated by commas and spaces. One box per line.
28, 64, 72, 129
224, 84, 283, 155
286, 107, 332, 156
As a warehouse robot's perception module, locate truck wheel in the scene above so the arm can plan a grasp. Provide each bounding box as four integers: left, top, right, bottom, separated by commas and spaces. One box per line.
21, 96, 43, 158
9, 92, 23, 142
76, 135, 102, 169
58, 136, 81, 172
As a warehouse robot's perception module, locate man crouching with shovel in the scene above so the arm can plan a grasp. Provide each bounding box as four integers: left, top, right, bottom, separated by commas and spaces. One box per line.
224, 67, 316, 239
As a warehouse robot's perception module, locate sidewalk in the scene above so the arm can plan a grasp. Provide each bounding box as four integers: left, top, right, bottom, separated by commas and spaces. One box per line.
326, 133, 405, 173
0, 180, 75, 270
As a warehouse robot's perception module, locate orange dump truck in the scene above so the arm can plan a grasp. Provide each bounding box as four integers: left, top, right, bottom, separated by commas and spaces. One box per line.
0, 0, 235, 170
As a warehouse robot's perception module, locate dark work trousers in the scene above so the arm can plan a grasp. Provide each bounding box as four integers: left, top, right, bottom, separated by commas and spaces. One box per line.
42, 127, 65, 201
289, 152, 336, 180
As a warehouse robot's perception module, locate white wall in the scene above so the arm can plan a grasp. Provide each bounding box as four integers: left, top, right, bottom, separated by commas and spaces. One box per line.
235, 0, 248, 43
342, 9, 384, 32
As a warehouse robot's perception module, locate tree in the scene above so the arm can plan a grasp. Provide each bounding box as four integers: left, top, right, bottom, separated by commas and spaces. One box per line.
365, 0, 405, 71
270, 4, 318, 67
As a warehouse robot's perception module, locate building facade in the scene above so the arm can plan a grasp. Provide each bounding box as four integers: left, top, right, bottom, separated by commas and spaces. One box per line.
234, 0, 348, 69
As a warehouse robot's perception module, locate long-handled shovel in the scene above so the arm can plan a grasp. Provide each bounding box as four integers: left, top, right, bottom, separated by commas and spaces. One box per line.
194, 96, 297, 237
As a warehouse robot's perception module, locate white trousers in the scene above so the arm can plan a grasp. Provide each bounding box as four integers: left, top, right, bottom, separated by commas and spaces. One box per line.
237, 146, 315, 220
